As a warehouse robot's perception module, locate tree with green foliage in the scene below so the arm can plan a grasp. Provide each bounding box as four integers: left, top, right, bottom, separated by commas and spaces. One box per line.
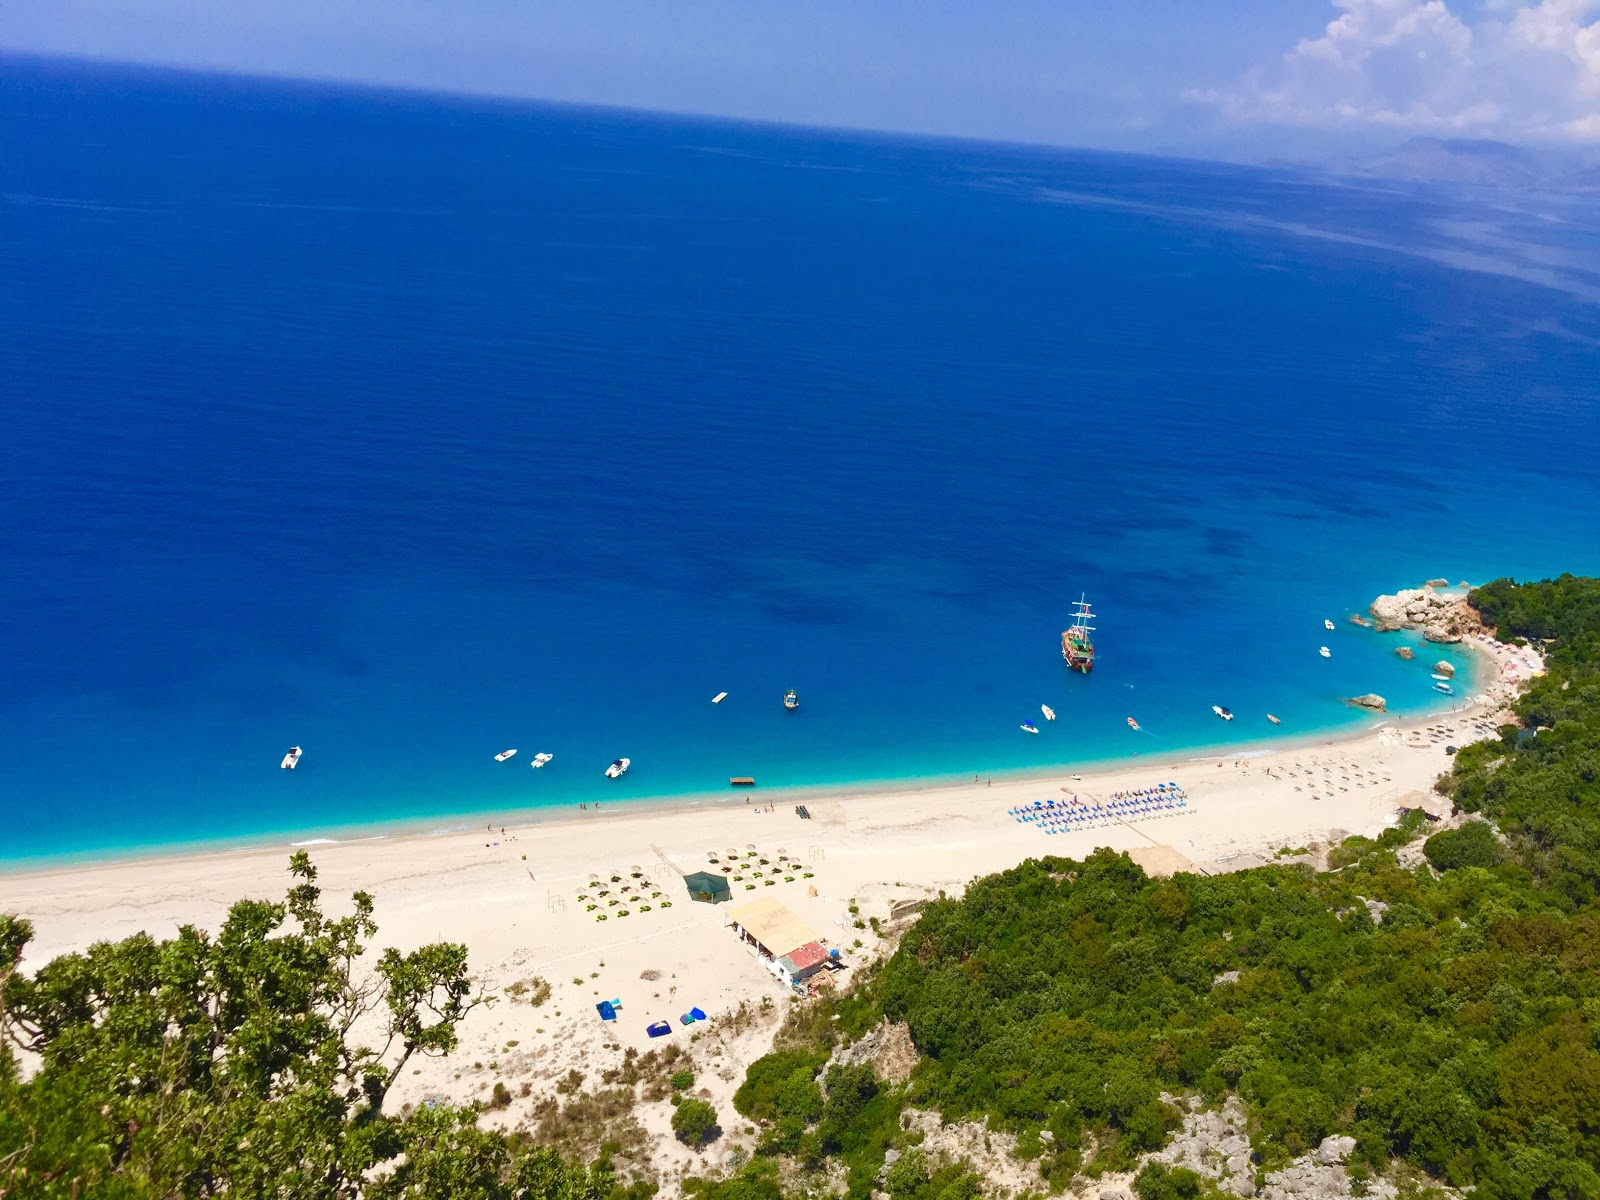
0, 852, 607, 1199
1423, 819, 1503, 870
672, 1098, 719, 1147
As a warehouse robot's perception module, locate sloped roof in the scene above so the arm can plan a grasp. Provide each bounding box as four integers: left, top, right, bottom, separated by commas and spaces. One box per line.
779, 940, 829, 975
726, 896, 819, 958
684, 871, 730, 892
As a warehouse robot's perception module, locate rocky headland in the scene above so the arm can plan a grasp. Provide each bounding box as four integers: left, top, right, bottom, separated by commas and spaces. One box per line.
1367, 584, 1483, 643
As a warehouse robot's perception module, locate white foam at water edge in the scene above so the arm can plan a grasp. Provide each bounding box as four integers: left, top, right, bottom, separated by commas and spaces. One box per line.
290, 837, 338, 846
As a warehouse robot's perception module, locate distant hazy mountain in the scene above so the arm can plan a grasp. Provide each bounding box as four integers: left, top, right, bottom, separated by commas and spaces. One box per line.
1346, 137, 1600, 189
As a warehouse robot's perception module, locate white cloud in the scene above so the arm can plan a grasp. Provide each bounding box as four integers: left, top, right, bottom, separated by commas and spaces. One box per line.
1192, 0, 1600, 140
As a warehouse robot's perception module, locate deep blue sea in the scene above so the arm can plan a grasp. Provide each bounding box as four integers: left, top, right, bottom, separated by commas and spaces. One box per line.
4, 57, 1599, 864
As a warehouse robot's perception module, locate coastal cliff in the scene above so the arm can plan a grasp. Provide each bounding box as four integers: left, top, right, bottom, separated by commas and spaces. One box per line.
1368, 584, 1484, 643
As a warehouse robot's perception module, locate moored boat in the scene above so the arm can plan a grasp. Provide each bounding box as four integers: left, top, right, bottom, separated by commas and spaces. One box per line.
1432, 673, 1452, 681
783, 688, 799, 711
1041, 704, 1056, 721
1324, 619, 1335, 631
280, 746, 302, 770
712, 692, 728, 704
1433, 682, 1455, 695
494, 748, 517, 763
531, 752, 553, 768
1319, 646, 1331, 658
1060, 594, 1096, 673
1020, 721, 1039, 734
1267, 714, 1281, 725
605, 757, 631, 778
1127, 716, 1140, 731
1213, 705, 1233, 721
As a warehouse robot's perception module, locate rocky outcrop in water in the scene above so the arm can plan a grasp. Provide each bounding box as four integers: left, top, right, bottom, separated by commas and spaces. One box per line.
1435, 661, 1456, 677
1349, 694, 1387, 711
1394, 646, 1415, 660
1368, 584, 1482, 644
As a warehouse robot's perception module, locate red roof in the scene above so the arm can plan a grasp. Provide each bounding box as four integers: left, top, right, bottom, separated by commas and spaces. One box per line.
781, 941, 828, 973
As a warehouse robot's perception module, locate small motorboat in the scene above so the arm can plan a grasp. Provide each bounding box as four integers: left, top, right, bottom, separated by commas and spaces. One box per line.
605, 757, 631, 778
494, 748, 517, 763
1041, 704, 1056, 721
1020, 721, 1039, 734
1319, 646, 1331, 658
1213, 705, 1234, 721
783, 688, 799, 711
280, 746, 302, 770
1126, 717, 1141, 731
1267, 714, 1281, 725
1433, 682, 1455, 695
1324, 619, 1335, 631
712, 691, 728, 704
1431, 673, 1452, 682
531, 752, 554, 768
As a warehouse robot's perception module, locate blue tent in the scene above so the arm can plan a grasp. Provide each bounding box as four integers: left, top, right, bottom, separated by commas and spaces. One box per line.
595, 1001, 617, 1022
646, 1020, 672, 1038
689, 1006, 708, 1021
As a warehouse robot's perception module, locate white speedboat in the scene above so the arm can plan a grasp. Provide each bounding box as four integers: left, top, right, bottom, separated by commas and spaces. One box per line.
531, 752, 553, 768
1324, 619, 1335, 631
494, 748, 517, 763
280, 746, 302, 770
605, 757, 631, 779
1020, 721, 1039, 734
1319, 646, 1331, 658
712, 692, 728, 704
1041, 704, 1056, 721
1213, 705, 1234, 721
1433, 682, 1455, 696
1432, 673, 1453, 681
1267, 714, 1281, 725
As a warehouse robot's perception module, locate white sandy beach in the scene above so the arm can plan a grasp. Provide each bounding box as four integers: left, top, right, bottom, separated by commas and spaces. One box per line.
0, 632, 1538, 1183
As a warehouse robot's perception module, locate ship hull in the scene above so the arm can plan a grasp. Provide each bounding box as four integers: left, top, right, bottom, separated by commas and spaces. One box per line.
1061, 634, 1094, 673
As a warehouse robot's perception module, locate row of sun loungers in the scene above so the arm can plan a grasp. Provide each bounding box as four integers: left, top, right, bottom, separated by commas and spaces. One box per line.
1010, 784, 1190, 833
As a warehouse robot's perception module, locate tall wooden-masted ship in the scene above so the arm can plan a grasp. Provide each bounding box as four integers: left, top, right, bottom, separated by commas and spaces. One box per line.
1061, 594, 1096, 673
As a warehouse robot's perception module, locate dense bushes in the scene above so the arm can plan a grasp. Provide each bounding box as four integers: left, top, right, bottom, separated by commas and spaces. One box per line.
672, 1098, 720, 1147
1423, 820, 1502, 870
863, 575, 1600, 1192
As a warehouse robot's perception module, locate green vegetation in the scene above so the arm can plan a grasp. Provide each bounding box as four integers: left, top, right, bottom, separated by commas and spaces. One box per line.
0, 851, 610, 1199
671, 1098, 719, 1147
698, 575, 1600, 1199
7, 574, 1600, 1200
1423, 820, 1503, 870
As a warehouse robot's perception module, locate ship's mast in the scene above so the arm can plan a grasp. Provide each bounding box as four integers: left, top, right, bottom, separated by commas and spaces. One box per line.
1073, 593, 1096, 634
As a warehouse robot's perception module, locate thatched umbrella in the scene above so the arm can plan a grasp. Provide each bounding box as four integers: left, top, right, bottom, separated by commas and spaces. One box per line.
745, 843, 756, 852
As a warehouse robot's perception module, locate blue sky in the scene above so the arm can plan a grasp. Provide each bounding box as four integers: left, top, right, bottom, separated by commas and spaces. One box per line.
5, 1, 1600, 155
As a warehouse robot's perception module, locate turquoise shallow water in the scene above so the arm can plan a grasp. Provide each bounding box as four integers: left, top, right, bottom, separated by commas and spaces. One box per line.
3, 57, 1599, 865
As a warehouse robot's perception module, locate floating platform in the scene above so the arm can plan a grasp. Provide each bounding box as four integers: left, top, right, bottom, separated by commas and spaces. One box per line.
730, 776, 756, 787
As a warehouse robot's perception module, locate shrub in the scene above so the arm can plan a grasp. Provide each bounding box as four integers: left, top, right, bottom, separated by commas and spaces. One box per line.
1424, 821, 1502, 870
671, 1069, 695, 1092
672, 1098, 719, 1147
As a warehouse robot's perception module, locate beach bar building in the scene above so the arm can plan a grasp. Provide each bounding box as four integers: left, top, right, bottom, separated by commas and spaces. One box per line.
726, 896, 831, 986
684, 871, 732, 905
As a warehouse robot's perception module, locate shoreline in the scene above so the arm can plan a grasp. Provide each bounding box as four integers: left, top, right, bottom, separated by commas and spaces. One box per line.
0, 700, 1481, 880
0, 628, 1507, 878
0, 629, 1533, 1176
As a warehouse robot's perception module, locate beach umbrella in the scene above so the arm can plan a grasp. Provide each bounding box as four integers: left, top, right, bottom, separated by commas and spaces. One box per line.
707, 852, 718, 861
588, 873, 600, 882
746, 843, 756, 852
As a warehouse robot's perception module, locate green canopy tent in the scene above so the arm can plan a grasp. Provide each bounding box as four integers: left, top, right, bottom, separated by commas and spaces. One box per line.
684, 871, 732, 904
